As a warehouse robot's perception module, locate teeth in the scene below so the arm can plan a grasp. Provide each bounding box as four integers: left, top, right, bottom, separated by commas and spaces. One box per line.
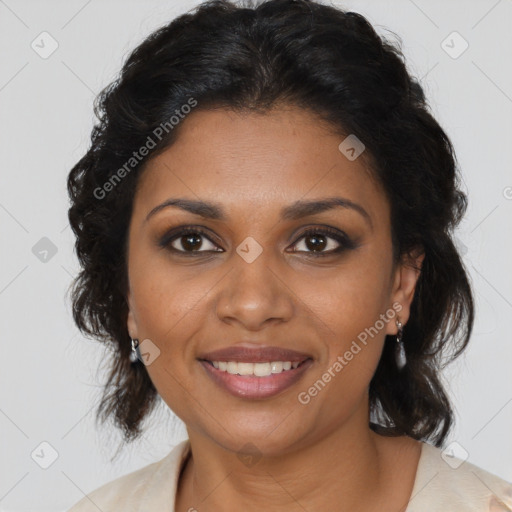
210, 360, 302, 376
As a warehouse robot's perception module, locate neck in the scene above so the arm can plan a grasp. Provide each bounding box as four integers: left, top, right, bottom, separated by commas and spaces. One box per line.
176, 405, 395, 511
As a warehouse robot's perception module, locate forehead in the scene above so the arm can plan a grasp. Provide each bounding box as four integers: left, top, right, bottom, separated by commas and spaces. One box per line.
133, 107, 388, 224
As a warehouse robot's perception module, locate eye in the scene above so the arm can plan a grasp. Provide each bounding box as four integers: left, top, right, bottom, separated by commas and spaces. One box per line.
159, 226, 222, 254
289, 227, 355, 257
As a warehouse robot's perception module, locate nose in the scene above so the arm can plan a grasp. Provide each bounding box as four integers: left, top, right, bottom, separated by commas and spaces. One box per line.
214, 246, 294, 331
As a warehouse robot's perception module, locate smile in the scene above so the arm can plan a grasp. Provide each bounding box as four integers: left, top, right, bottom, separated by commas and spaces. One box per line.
199, 358, 313, 399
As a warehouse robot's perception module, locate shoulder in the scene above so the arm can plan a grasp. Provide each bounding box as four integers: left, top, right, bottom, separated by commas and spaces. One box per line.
408, 441, 512, 512
66, 439, 191, 512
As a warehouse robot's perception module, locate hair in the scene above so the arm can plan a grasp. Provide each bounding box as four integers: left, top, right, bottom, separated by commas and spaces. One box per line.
67, 0, 474, 449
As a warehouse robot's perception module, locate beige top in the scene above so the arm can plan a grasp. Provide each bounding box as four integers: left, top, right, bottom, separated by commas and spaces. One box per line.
67, 439, 512, 511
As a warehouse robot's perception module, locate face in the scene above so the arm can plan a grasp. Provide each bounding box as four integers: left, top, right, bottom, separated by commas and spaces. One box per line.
126, 106, 422, 455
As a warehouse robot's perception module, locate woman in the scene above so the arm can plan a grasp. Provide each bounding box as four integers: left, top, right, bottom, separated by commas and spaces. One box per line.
66, 0, 512, 510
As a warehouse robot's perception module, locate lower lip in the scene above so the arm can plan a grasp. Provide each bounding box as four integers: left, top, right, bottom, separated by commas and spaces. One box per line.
199, 359, 313, 399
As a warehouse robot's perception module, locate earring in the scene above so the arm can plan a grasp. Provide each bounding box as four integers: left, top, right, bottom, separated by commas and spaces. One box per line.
395, 320, 406, 370
130, 338, 141, 363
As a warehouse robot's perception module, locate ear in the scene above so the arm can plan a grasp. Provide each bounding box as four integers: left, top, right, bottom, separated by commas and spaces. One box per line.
386, 247, 425, 335
126, 289, 139, 340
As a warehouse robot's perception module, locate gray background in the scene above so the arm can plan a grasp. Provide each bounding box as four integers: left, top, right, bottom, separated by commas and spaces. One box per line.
1, 0, 511, 510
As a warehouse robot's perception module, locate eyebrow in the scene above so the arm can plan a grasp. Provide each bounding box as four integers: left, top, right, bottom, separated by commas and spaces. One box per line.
145, 197, 372, 228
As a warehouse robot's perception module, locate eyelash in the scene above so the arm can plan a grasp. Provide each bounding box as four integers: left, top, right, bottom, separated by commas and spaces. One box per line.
158, 225, 357, 258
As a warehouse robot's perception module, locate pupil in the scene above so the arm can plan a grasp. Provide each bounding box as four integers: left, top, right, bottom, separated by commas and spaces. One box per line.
183, 234, 202, 251
306, 234, 326, 252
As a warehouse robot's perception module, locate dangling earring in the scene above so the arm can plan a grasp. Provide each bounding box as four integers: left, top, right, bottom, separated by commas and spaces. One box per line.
130, 338, 141, 363
395, 320, 406, 370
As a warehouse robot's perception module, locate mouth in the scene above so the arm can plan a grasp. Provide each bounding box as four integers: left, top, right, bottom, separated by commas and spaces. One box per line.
198, 357, 314, 399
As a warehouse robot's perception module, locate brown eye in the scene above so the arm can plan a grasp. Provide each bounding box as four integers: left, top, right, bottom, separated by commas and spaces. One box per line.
176, 232, 205, 251
159, 227, 222, 254
290, 227, 356, 257
301, 233, 330, 252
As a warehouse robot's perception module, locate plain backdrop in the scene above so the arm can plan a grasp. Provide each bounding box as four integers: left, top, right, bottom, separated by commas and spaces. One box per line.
1, 0, 511, 510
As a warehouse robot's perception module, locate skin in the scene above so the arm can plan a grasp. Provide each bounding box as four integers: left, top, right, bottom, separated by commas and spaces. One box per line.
126, 106, 425, 511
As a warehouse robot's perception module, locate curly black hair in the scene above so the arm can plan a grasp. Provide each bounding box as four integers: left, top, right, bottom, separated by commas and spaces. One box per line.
67, 0, 474, 448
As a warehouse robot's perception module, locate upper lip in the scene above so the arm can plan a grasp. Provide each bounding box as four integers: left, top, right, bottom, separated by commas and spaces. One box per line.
198, 344, 312, 363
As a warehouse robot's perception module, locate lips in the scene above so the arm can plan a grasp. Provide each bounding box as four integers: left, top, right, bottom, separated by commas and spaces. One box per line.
196, 343, 314, 399
199, 358, 314, 399
197, 345, 312, 363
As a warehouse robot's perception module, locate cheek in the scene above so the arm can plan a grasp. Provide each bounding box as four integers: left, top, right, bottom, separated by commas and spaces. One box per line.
127, 252, 208, 353
305, 249, 393, 378
313, 252, 392, 329
128, 263, 209, 406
